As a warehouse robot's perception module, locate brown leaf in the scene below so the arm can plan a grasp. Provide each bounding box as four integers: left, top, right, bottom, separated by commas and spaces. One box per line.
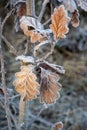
20, 22, 45, 43
52, 122, 63, 130
71, 10, 79, 27
13, 65, 40, 101
30, 31, 46, 43
40, 68, 62, 104
50, 5, 70, 41
16, 3, 26, 18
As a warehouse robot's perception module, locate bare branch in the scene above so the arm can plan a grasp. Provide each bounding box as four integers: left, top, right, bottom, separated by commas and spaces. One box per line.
26, 0, 34, 16
25, 0, 35, 55
38, 0, 49, 22
0, 18, 12, 130
28, 107, 45, 128
1, 9, 14, 32
28, 113, 53, 127
32, 0, 35, 16
34, 40, 50, 57
9, 110, 19, 130
43, 18, 51, 26
2, 35, 18, 56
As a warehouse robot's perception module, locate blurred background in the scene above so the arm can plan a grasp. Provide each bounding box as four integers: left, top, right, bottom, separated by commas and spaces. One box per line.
0, 0, 87, 130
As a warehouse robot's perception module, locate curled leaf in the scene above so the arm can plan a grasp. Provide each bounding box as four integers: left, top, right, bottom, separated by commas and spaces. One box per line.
71, 10, 79, 27
40, 68, 62, 104
36, 61, 65, 75
50, 5, 70, 41
13, 65, 40, 101
20, 16, 46, 43
52, 122, 63, 130
20, 16, 44, 31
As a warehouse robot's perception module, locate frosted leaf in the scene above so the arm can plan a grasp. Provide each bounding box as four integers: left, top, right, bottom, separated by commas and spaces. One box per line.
50, 5, 70, 41
40, 68, 62, 104
13, 65, 40, 101
52, 122, 63, 130
20, 16, 44, 32
58, 0, 77, 12
63, 0, 77, 12
20, 16, 48, 43
37, 61, 65, 74
77, 0, 87, 11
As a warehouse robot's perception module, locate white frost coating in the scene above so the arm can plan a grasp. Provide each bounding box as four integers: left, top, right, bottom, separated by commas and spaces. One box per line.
78, 0, 87, 11
63, 0, 77, 12
20, 16, 44, 31
16, 55, 35, 63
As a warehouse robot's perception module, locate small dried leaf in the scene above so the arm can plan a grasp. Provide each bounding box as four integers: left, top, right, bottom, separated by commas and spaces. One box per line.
20, 16, 46, 43
13, 65, 40, 101
16, 2, 26, 18
71, 10, 79, 27
52, 122, 63, 130
40, 68, 62, 104
14, 2, 26, 32
20, 16, 53, 43
50, 5, 70, 41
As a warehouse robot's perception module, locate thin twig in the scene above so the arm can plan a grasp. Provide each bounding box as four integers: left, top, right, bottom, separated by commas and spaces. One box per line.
28, 107, 45, 127
1, 9, 14, 32
28, 113, 53, 127
25, 102, 29, 130
35, 42, 54, 62
0, 18, 12, 130
43, 43, 54, 60
43, 18, 51, 26
38, 0, 49, 22
32, 0, 35, 16
2, 35, 18, 56
8, 94, 20, 100
34, 40, 50, 57
25, 0, 35, 55
1, 8, 17, 56
9, 110, 19, 130
26, 0, 34, 16
0, 100, 4, 108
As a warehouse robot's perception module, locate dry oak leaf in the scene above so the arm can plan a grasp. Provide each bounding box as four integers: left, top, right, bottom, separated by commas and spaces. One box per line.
13, 65, 40, 101
50, 5, 70, 41
40, 68, 62, 104
52, 122, 63, 130
20, 16, 45, 43
20, 24, 45, 43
